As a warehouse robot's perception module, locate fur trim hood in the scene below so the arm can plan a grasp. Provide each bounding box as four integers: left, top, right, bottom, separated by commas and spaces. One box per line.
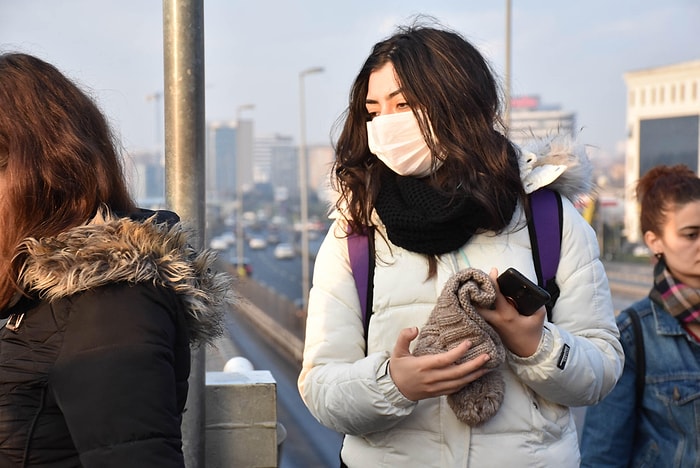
15, 209, 234, 345
517, 133, 595, 203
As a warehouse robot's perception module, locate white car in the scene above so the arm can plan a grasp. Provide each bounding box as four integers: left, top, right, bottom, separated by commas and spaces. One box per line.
273, 243, 295, 259
219, 232, 236, 246
248, 237, 267, 250
209, 237, 229, 251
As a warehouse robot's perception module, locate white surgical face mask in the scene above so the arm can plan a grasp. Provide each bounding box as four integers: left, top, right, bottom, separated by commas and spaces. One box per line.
366, 111, 441, 177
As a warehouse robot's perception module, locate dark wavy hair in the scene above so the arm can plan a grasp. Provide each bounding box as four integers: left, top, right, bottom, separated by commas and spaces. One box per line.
332, 20, 524, 234
637, 164, 700, 236
0, 53, 136, 308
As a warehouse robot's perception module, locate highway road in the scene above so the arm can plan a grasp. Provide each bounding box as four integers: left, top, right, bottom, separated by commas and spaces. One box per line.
227, 230, 323, 305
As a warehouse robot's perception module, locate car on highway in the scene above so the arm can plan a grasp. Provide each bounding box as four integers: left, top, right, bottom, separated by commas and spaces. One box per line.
209, 232, 236, 251
209, 237, 229, 251
273, 243, 295, 260
248, 237, 268, 250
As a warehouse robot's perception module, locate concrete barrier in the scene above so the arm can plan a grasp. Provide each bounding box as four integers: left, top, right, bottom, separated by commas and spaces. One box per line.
235, 298, 304, 364
205, 370, 279, 467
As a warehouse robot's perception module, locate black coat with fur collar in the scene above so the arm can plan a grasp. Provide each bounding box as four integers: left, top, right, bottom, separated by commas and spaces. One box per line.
0, 209, 232, 467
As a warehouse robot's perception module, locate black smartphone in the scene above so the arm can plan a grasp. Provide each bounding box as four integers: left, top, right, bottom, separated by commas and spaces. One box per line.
496, 267, 551, 316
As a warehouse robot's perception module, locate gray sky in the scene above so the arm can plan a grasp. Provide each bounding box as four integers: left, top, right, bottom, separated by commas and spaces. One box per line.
2, 0, 699, 161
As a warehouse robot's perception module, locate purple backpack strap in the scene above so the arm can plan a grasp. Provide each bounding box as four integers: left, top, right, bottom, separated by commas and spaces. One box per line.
348, 232, 369, 323
526, 188, 563, 320
529, 188, 561, 283
347, 226, 375, 344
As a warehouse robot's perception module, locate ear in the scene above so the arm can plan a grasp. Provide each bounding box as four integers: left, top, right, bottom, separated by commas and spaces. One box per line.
643, 230, 661, 256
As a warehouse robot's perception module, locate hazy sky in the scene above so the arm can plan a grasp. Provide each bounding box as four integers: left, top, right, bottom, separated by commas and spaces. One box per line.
2, 0, 698, 161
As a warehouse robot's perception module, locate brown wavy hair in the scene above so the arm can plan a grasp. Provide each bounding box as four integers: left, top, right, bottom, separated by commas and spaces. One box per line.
636, 164, 700, 236
0, 53, 135, 308
332, 20, 524, 234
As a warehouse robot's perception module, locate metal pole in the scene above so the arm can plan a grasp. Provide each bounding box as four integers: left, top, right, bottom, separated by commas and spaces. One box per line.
504, 0, 512, 135
236, 104, 255, 277
298, 67, 324, 312
162, 1, 206, 466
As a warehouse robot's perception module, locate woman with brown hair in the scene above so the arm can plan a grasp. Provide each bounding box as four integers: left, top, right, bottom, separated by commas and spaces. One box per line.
298, 19, 622, 467
0, 53, 231, 467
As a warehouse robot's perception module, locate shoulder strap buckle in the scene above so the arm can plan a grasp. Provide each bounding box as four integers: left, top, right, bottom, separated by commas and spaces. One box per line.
5, 313, 25, 332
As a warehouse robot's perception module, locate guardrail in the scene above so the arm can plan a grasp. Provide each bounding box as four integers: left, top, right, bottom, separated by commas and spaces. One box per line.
234, 295, 304, 364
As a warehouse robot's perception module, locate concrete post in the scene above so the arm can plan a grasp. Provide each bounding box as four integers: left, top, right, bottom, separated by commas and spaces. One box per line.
205, 371, 280, 467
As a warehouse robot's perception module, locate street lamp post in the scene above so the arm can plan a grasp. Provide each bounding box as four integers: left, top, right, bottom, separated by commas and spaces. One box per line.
162, 1, 205, 464
298, 66, 324, 312
236, 104, 255, 277
504, 0, 512, 135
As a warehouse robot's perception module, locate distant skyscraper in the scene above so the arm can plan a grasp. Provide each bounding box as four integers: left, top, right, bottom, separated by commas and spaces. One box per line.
206, 119, 254, 203
253, 133, 292, 184
508, 95, 576, 148
307, 144, 335, 203
126, 150, 164, 208
253, 135, 335, 205
236, 119, 255, 193
623, 60, 700, 243
254, 133, 297, 196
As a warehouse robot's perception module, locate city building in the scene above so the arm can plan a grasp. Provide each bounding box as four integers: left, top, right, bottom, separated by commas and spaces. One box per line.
508, 95, 577, 148
623, 59, 700, 243
253, 137, 334, 198
307, 144, 335, 204
206, 119, 254, 203
253, 133, 295, 186
255, 133, 298, 200
126, 150, 165, 208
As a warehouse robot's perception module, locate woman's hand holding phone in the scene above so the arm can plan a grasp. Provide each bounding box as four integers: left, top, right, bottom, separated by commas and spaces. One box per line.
478, 268, 547, 357
496, 267, 551, 316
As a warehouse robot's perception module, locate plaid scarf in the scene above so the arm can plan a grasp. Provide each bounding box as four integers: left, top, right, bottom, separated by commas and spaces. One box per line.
649, 257, 700, 325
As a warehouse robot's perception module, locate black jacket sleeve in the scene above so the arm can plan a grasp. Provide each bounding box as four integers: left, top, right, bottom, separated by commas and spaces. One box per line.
50, 283, 189, 468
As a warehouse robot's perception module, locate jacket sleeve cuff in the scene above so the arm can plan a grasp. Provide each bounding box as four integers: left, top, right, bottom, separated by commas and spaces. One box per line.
375, 356, 417, 409
507, 324, 554, 365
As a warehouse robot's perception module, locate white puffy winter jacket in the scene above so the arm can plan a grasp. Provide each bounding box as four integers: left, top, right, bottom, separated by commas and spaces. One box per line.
298, 141, 624, 467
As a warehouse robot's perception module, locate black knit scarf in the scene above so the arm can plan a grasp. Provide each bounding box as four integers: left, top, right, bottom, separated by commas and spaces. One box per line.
650, 256, 700, 325
374, 172, 516, 255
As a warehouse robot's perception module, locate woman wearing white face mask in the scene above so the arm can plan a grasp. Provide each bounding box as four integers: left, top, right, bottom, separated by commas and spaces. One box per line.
366, 110, 442, 178
298, 17, 622, 468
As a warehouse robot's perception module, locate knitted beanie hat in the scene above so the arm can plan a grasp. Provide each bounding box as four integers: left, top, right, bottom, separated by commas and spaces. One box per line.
413, 267, 505, 426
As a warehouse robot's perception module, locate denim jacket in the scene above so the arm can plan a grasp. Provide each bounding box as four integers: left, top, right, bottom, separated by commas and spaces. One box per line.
580, 296, 700, 467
